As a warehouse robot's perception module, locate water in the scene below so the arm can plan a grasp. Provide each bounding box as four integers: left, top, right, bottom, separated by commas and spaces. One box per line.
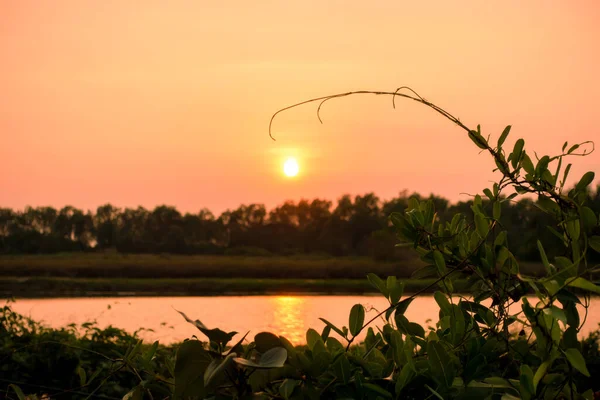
10, 295, 600, 345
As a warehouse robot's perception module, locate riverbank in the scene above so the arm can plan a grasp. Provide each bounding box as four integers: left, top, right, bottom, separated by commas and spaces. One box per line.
1, 276, 459, 298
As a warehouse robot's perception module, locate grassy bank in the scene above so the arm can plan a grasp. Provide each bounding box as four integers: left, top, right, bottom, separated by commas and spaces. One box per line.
0, 253, 426, 279
0, 253, 547, 297
0, 276, 458, 298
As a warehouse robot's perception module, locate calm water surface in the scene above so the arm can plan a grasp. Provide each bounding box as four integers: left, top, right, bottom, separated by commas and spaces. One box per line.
11, 296, 600, 345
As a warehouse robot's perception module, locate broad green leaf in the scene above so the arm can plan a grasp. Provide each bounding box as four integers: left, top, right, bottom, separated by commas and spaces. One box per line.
254, 332, 281, 353
543, 306, 567, 324
434, 291, 451, 315
349, 304, 365, 337
564, 348, 590, 377
589, 236, 600, 253
493, 201, 501, 220
367, 273, 388, 297
522, 153, 535, 174
576, 171, 595, 190
567, 277, 600, 295
511, 139, 525, 169
234, 347, 287, 369
319, 318, 346, 339
332, 354, 352, 384
433, 250, 447, 275
321, 325, 331, 342
204, 353, 235, 387
427, 340, 454, 387
533, 359, 552, 391
520, 364, 535, 400
389, 280, 405, 304
580, 206, 597, 230
475, 214, 489, 238
174, 340, 211, 398
498, 125, 511, 147
279, 379, 300, 400
395, 365, 415, 394
306, 328, 323, 351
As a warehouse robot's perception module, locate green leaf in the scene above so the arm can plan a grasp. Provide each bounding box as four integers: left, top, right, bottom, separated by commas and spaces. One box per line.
589, 236, 600, 253
204, 353, 235, 387
566, 277, 600, 295
533, 359, 552, 391
234, 347, 287, 369
385, 278, 404, 304
434, 291, 451, 315
493, 201, 501, 220
580, 206, 597, 230
576, 171, 595, 190
395, 365, 415, 394
498, 125, 511, 147
254, 332, 282, 353
543, 306, 567, 324
425, 384, 445, 400
349, 304, 365, 337
76, 365, 87, 387
174, 340, 211, 398
8, 385, 26, 400
427, 340, 454, 387
469, 130, 488, 150
564, 348, 590, 377
319, 318, 346, 339
567, 143, 580, 153
536, 155, 550, 175
475, 214, 489, 238
333, 354, 352, 384
522, 153, 535, 174
141, 341, 159, 367
511, 139, 525, 169
279, 379, 300, 400
122, 386, 143, 400
367, 273, 388, 297
433, 250, 447, 275
520, 364, 535, 400
537, 240, 551, 274
176, 309, 237, 345
306, 328, 323, 351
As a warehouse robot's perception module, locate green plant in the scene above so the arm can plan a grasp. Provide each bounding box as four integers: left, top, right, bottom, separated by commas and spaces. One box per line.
10, 87, 600, 399
161, 88, 600, 399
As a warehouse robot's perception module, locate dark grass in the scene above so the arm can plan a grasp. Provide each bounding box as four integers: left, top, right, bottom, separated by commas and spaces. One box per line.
0, 253, 426, 279
0, 276, 458, 298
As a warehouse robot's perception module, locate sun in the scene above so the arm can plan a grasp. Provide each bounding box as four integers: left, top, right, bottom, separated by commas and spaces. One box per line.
283, 158, 299, 177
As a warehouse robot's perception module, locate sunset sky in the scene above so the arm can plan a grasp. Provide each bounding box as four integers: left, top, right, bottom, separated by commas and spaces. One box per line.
1, 1, 599, 214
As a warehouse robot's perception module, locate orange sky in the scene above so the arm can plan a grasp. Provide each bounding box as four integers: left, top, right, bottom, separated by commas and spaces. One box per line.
1, 1, 599, 214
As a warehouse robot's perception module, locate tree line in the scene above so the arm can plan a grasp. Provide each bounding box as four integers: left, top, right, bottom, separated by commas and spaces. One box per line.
1, 187, 599, 261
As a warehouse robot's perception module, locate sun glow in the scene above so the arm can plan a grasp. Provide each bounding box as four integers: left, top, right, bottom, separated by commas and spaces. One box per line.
283, 158, 299, 177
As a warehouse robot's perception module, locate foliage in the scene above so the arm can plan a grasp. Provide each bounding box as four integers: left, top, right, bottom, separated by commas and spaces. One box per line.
7, 88, 600, 399
158, 89, 599, 399
0, 301, 175, 399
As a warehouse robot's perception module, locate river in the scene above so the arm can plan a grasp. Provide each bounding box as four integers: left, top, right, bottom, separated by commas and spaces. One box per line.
10, 295, 600, 345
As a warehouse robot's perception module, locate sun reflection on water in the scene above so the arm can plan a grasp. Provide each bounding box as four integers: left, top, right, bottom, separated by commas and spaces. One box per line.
269, 296, 306, 345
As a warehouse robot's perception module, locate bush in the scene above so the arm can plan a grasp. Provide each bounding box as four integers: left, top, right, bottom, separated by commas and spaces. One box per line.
9, 88, 600, 399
